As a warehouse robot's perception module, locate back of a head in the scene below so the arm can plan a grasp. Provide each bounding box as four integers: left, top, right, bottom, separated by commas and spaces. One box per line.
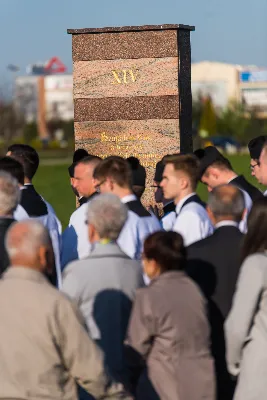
87, 193, 128, 240
93, 156, 132, 189
154, 159, 164, 183
0, 157, 24, 185
127, 157, 146, 198
7, 144, 39, 180
195, 146, 232, 178
241, 197, 267, 262
208, 184, 245, 222
5, 220, 51, 267
144, 231, 186, 272
73, 148, 89, 163
248, 136, 267, 160
68, 148, 90, 178
164, 153, 200, 189
0, 171, 21, 216
127, 157, 146, 184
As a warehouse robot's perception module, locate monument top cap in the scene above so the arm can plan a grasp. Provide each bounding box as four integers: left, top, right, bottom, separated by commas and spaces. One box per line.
67, 24, 195, 35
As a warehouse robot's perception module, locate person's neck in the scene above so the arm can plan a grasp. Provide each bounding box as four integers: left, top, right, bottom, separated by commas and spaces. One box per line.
114, 187, 133, 200
214, 216, 236, 224
174, 188, 194, 205
1, 213, 13, 219
83, 190, 96, 199
24, 178, 32, 185
222, 170, 237, 183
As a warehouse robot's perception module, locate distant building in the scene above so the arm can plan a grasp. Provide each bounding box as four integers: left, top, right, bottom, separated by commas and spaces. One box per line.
192, 61, 267, 115
15, 74, 74, 123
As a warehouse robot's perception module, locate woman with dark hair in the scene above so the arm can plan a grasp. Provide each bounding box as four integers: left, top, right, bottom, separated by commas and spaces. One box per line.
225, 197, 267, 400
125, 231, 215, 400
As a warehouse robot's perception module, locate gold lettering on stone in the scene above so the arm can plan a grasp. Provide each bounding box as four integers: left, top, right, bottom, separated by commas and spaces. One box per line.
111, 68, 138, 84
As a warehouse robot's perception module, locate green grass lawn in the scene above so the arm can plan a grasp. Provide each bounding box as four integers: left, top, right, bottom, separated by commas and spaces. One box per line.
33, 154, 264, 230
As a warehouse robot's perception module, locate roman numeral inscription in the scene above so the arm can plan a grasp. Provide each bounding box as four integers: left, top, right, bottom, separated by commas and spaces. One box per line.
111, 68, 138, 84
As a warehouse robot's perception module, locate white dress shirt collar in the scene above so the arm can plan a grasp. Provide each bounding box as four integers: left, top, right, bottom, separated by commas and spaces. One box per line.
175, 192, 196, 215
227, 174, 238, 184
264, 189, 267, 197
215, 220, 239, 229
121, 194, 137, 204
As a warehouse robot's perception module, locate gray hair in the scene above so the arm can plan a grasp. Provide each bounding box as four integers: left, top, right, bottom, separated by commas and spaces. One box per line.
208, 184, 245, 221
5, 220, 51, 260
87, 194, 128, 240
0, 171, 21, 215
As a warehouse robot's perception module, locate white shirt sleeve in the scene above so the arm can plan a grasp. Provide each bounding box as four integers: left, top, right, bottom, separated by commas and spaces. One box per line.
13, 205, 29, 221
161, 211, 176, 231
61, 205, 91, 269
173, 208, 212, 246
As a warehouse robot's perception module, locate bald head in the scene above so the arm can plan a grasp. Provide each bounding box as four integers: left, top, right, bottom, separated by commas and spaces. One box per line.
5, 220, 54, 273
207, 184, 245, 223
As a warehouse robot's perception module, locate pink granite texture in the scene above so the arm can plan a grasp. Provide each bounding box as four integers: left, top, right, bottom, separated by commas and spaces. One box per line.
75, 119, 180, 206
73, 57, 178, 99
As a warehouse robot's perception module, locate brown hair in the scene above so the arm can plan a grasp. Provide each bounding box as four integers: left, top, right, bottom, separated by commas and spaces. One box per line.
144, 231, 186, 272
204, 159, 233, 176
93, 156, 132, 188
164, 154, 200, 189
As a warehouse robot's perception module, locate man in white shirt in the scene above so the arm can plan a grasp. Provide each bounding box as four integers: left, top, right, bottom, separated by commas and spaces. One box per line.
160, 154, 213, 246
153, 159, 176, 231
61, 155, 101, 269
93, 156, 161, 260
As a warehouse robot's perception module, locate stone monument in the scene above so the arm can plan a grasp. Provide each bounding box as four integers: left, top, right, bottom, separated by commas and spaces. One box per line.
68, 24, 195, 205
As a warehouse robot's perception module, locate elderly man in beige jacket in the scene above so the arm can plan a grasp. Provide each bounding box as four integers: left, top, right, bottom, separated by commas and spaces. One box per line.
0, 220, 125, 400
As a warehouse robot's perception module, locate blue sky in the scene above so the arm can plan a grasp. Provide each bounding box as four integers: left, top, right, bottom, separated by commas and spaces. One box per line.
0, 0, 266, 80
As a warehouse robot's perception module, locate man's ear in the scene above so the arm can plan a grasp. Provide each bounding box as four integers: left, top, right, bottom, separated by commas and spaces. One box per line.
38, 246, 48, 271
88, 223, 96, 243
206, 206, 215, 225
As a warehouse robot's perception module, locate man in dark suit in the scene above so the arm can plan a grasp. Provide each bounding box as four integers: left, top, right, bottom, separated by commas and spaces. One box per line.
187, 184, 245, 317
187, 184, 245, 400
6, 144, 62, 287
195, 146, 263, 203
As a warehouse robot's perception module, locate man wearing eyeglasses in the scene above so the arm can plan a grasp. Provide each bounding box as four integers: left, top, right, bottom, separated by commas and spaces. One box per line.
61, 155, 101, 269
258, 139, 267, 195
93, 156, 162, 261
248, 136, 267, 192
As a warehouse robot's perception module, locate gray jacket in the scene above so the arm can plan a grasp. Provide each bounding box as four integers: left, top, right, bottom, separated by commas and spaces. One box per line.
62, 242, 144, 383
0, 267, 120, 400
126, 271, 215, 400
225, 252, 267, 400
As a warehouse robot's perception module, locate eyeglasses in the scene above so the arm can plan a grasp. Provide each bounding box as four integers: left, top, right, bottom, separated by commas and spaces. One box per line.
150, 185, 161, 188
250, 161, 260, 171
94, 180, 106, 193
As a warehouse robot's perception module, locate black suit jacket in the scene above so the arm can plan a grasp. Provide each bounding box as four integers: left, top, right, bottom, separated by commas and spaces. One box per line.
20, 185, 48, 217
0, 218, 15, 276
231, 175, 263, 202
187, 225, 243, 319
187, 225, 243, 400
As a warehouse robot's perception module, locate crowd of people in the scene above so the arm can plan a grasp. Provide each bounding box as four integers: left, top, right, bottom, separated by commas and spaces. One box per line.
0, 136, 267, 399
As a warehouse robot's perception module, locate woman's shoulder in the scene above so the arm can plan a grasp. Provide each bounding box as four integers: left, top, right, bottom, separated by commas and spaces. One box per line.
243, 252, 267, 266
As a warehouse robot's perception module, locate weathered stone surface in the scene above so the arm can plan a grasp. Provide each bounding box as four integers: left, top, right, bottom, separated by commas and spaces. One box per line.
73, 57, 178, 99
